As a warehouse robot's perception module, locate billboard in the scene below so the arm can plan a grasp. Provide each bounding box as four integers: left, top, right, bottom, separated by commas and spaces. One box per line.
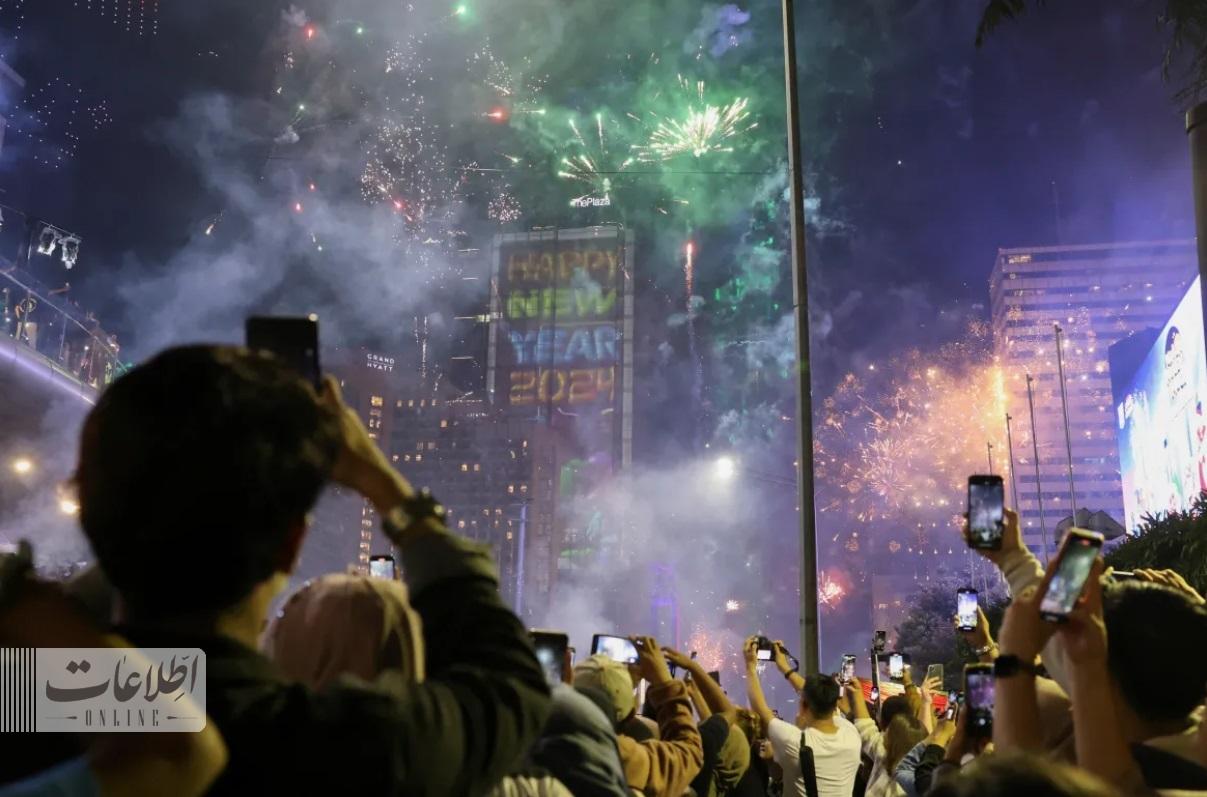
1111, 276, 1207, 534
487, 227, 634, 595
488, 226, 633, 463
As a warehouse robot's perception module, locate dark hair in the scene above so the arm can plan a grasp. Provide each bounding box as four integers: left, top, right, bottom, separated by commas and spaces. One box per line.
930, 751, 1116, 797
1166, 326, 1181, 352
76, 345, 339, 618
1103, 579, 1207, 723
879, 695, 911, 729
801, 675, 840, 716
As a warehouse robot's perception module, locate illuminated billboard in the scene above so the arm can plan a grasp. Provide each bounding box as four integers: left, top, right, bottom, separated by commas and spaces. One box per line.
487, 227, 635, 593
1111, 276, 1207, 534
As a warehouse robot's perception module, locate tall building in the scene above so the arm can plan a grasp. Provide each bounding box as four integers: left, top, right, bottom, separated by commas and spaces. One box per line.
989, 240, 1196, 556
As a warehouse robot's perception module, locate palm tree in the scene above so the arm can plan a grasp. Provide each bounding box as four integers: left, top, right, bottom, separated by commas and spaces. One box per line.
976, 0, 1207, 103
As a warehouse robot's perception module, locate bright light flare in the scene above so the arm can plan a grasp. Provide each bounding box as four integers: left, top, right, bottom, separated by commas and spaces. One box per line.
304, 25, 316, 40
58, 497, 79, 516
10, 457, 33, 475
633, 79, 757, 162
725, 599, 741, 613
714, 456, 737, 481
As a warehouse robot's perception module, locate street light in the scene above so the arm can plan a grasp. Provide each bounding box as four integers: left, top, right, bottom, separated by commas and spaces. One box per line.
714, 456, 737, 481
58, 497, 79, 516
11, 457, 33, 476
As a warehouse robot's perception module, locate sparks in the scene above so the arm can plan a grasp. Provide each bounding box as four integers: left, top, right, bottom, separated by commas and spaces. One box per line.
633, 76, 757, 162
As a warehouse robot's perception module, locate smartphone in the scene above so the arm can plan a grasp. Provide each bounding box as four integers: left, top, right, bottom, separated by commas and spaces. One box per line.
957, 588, 979, 632
530, 630, 569, 685
368, 555, 396, 580
756, 636, 774, 661
889, 653, 904, 679
964, 663, 994, 737
870, 686, 880, 703
926, 663, 944, 687
967, 475, 1005, 549
707, 670, 721, 687
944, 690, 962, 721
591, 633, 639, 664
873, 630, 887, 652
246, 316, 321, 388
841, 654, 857, 684
1039, 528, 1104, 622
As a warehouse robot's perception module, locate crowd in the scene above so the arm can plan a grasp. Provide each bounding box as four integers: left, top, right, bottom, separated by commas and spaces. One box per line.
1, 344, 1206, 796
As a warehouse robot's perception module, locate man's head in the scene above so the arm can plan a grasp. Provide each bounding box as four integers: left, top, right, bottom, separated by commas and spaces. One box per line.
798, 675, 841, 724
76, 345, 339, 621
1102, 579, 1207, 729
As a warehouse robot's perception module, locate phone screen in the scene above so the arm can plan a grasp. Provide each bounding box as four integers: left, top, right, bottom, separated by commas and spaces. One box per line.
841, 654, 856, 683
246, 316, 321, 388
368, 556, 395, 580
889, 653, 904, 679
873, 630, 887, 651
591, 634, 639, 664
531, 631, 569, 685
968, 476, 1004, 548
957, 589, 979, 631
1039, 532, 1102, 619
870, 686, 880, 702
944, 691, 961, 721
965, 669, 994, 736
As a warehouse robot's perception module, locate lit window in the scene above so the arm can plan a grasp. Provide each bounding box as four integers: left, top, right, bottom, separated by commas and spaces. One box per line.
417, 443, 424, 451
392, 455, 399, 463
370, 396, 383, 407
495, 508, 502, 514
483, 508, 490, 516
404, 454, 411, 462
508, 484, 515, 494
507, 532, 513, 540
396, 400, 403, 408
415, 454, 422, 462
461, 464, 469, 472
432, 399, 438, 406
408, 400, 414, 408
473, 463, 481, 472
420, 400, 426, 408
458, 520, 466, 529
440, 420, 448, 428
368, 432, 377, 440
520, 484, 528, 493
427, 442, 435, 450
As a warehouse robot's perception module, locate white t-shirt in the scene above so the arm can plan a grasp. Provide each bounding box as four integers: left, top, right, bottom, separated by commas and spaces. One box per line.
767, 715, 862, 797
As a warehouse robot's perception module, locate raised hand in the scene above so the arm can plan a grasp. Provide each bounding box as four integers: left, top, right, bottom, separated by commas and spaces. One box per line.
630, 635, 673, 686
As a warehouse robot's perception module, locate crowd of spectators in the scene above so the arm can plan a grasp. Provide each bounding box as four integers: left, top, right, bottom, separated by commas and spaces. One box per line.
2, 344, 1206, 796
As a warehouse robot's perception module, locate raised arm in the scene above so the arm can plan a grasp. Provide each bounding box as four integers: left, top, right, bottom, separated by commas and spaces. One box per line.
664, 646, 734, 723
743, 636, 776, 730
992, 585, 1052, 753
773, 640, 806, 693
1060, 560, 1142, 788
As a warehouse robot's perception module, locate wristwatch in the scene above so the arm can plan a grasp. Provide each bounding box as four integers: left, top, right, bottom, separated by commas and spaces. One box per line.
993, 653, 1040, 679
380, 490, 447, 545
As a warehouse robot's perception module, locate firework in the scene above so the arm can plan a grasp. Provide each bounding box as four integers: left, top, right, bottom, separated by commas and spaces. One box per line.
815, 320, 1010, 562
632, 76, 757, 162
556, 113, 634, 203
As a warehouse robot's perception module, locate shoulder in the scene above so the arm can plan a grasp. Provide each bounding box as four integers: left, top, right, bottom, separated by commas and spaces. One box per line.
767, 718, 801, 750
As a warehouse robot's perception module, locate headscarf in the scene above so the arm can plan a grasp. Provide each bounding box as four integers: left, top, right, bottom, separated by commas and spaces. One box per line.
262, 573, 424, 688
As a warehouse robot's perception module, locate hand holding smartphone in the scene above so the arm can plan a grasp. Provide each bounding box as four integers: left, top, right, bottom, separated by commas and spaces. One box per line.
246, 316, 321, 388
967, 475, 1005, 550
1038, 528, 1104, 622
964, 663, 994, 737
956, 588, 979, 632
841, 654, 856, 684
368, 555, 396, 580
531, 630, 570, 685
591, 633, 639, 664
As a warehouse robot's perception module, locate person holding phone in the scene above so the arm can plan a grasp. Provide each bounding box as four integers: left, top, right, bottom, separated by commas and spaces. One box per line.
68, 346, 553, 796
573, 636, 704, 797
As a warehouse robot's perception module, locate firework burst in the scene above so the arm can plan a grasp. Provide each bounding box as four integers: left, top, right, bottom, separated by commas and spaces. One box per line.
632, 75, 757, 163
556, 113, 634, 202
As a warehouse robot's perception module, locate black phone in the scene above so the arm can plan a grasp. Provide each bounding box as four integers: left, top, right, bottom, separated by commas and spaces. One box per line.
873, 630, 887, 652
707, 670, 721, 687
967, 475, 1005, 550
591, 633, 639, 664
964, 663, 994, 737
246, 316, 321, 388
841, 654, 856, 684
530, 630, 570, 685
756, 636, 774, 661
957, 587, 979, 632
368, 555, 396, 580
1039, 528, 1104, 622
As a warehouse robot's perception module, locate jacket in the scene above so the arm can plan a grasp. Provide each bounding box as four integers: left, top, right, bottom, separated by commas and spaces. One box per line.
617, 680, 704, 796
124, 530, 551, 796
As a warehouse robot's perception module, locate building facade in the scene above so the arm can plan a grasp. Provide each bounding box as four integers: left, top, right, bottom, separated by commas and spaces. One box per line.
989, 240, 1196, 556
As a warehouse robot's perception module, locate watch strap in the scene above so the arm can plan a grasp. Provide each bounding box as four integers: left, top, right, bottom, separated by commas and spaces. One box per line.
993, 653, 1040, 678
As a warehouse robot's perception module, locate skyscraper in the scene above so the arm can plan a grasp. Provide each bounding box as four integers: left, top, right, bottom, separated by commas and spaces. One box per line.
989, 240, 1196, 556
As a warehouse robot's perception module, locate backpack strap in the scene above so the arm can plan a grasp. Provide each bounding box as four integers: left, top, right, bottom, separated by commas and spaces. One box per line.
799, 731, 820, 797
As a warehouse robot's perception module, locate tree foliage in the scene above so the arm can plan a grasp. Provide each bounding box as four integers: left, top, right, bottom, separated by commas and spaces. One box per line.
1104, 495, 1207, 594
976, 0, 1207, 103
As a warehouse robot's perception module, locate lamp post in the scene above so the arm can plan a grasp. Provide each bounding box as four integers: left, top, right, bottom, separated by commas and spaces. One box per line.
780, 0, 820, 676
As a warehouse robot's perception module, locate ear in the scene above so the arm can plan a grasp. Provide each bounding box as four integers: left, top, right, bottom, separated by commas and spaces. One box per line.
276, 515, 309, 574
